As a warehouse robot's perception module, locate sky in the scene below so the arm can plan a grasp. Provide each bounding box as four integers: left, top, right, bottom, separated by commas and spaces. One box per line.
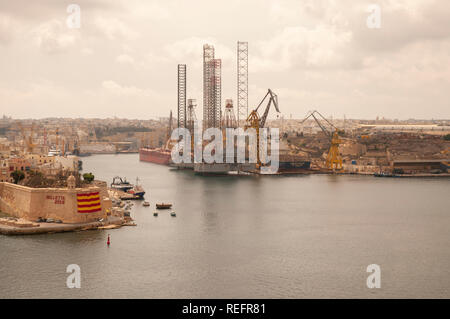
0, 0, 449, 120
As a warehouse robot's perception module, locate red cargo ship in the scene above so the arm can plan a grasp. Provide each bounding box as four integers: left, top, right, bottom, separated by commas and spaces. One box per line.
139, 147, 172, 165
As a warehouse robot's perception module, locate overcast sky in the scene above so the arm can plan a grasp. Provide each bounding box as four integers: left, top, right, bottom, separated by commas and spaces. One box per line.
0, 0, 449, 120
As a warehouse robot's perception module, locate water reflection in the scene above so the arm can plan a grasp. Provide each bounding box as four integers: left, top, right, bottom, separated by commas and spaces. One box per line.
1, 154, 449, 298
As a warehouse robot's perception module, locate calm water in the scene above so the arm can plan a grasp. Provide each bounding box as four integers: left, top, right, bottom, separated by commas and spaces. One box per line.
1, 154, 449, 298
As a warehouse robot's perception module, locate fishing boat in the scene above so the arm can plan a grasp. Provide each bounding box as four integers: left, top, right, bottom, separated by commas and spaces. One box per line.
156, 203, 172, 209
112, 176, 146, 200
125, 178, 146, 199
110, 176, 133, 192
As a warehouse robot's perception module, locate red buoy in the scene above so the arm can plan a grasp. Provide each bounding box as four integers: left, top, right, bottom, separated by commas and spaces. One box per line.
107, 234, 110, 246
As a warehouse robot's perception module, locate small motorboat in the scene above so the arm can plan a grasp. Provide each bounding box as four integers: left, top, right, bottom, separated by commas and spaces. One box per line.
156, 203, 172, 209
170, 211, 176, 217
153, 212, 158, 217
143, 201, 150, 207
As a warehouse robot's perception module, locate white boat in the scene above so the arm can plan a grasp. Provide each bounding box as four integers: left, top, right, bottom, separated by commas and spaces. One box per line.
48, 147, 62, 156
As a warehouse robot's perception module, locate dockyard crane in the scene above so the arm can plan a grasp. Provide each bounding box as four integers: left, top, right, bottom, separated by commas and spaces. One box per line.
246, 89, 280, 129
300, 110, 343, 170
245, 89, 280, 167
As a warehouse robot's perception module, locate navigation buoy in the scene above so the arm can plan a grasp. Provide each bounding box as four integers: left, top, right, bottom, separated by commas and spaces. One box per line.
107, 234, 111, 246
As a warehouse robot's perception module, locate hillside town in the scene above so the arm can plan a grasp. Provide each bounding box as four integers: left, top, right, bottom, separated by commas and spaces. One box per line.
1, 114, 448, 179
0, 113, 449, 235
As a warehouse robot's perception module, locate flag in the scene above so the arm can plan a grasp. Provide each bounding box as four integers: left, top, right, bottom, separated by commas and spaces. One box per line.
77, 192, 101, 213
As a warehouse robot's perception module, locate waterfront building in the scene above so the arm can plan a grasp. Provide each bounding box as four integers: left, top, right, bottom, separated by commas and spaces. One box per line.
0, 176, 111, 223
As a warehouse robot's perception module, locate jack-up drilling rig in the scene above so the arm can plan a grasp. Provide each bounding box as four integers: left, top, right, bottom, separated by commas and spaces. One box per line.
300, 110, 343, 170
245, 89, 280, 167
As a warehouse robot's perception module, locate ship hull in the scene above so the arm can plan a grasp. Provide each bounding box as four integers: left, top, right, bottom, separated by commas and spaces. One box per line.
278, 155, 311, 172
139, 148, 171, 165
128, 191, 145, 199
279, 161, 311, 170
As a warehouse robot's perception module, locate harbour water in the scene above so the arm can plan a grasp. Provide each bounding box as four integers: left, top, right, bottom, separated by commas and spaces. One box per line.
1, 154, 449, 298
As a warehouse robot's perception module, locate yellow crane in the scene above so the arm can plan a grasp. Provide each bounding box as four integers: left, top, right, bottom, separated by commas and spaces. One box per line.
300, 110, 343, 170
326, 130, 343, 170
245, 89, 280, 167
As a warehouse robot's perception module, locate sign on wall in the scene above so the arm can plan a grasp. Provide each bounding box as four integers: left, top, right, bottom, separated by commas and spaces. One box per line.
46, 195, 65, 204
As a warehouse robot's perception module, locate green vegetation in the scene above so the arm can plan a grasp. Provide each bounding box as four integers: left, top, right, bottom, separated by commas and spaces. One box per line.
82, 172, 95, 183
11, 170, 25, 184
24, 170, 83, 188
24, 170, 49, 188
444, 134, 450, 141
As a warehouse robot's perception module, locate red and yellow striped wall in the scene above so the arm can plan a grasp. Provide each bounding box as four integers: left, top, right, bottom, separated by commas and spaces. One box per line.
77, 192, 101, 213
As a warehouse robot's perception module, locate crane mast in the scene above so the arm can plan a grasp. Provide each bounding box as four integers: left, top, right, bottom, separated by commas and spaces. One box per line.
245, 89, 280, 168
300, 110, 343, 170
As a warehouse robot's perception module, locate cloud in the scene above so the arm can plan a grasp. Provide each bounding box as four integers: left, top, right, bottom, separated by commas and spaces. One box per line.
127, 1, 171, 20
0, 80, 167, 118
252, 25, 352, 72
94, 17, 139, 40
164, 37, 234, 68
1, 0, 450, 119
115, 54, 135, 64
30, 19, 79, 54
352, 0, 450, 52
0, 14, 19, 45
101, 80, 153, 97
268, 2, 299, 24
81, 48, 94, 56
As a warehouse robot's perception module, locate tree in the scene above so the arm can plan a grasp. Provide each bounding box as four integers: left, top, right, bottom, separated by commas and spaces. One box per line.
444, 134, 450, 141
11, 170, 25, 184
82, 172, 95, 183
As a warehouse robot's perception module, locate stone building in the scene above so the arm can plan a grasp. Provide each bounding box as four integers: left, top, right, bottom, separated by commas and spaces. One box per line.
0, 176, 112, 223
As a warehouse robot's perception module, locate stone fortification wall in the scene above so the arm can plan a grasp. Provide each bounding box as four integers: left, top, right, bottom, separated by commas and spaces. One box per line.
0, 182, 108, 223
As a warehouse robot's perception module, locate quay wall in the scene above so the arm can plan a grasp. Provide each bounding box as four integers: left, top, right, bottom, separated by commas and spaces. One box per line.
0, 182, 108, 223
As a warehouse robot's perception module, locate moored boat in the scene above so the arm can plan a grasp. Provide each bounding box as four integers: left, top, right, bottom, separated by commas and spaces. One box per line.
127, 186, 145, 199
112, 176, 146, 199
111, 176, 133, 192
156, 203, 172, 209
139, 147, 171, 165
